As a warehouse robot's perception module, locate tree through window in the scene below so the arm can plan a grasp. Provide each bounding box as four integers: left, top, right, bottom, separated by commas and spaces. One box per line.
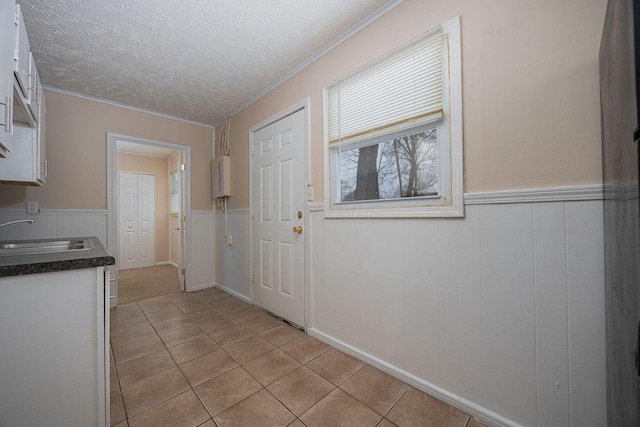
338, 128, 438, 202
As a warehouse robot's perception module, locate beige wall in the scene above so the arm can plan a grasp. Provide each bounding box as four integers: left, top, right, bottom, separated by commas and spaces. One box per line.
117, 153, 170, 263
0, 90, 214, 210
220, 0, 606, 209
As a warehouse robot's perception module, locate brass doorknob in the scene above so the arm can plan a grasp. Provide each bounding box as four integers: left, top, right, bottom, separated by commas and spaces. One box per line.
293, 226, 303, 234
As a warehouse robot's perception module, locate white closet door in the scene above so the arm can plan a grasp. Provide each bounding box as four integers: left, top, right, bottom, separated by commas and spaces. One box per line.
119, 172, 138, 270
118, 172, 155, 270
137, 174, 155, 268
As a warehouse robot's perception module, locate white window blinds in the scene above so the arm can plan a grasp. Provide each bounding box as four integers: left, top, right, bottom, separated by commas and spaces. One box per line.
327, 27, 444, 147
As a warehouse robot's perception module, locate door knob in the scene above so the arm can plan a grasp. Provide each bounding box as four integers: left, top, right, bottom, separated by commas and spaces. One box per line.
293, 226, 303, 234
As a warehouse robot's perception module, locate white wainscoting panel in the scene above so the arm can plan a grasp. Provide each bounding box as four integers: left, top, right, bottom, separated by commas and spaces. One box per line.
188, 211, 215, 291
309, 199, 605, 427
215, 209, 250, 299
0, 209, 108, 244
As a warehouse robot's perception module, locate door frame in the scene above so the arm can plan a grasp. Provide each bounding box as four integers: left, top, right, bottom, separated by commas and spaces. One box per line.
248, 98, 311, 328
107, 133, 192, 307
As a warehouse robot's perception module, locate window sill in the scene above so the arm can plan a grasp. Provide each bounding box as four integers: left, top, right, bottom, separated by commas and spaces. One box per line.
323, 203, 464, 219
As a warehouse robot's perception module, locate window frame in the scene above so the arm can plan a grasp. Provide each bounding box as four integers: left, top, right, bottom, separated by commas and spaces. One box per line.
323, 16, 463, 218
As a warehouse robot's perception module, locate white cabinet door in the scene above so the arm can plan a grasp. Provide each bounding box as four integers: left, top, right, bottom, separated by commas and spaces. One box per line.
0, 88, 46, 185
27, 52, 40, 122
0, 0, 14, 156
38, 88, 46, 183
0, 268, 109, 427
13, 4, 31, 104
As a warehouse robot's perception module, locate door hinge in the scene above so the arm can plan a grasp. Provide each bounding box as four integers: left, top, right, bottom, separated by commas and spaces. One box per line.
251, 209, 254, 220
251, 145, 254, 157
180, 163, 185, 171
182, 215, 186, 224
181, 268, 186, 275
252, 273, 255, 284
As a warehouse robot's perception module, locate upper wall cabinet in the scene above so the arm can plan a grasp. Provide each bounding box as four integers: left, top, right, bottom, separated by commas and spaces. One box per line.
14, 5, 30, 103
13, 4, 36, 127
0, 1, 15, 157
0, 1, 46, 185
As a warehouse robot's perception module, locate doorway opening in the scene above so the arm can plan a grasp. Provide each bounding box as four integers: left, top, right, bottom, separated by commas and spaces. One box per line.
107, 133, 192, 308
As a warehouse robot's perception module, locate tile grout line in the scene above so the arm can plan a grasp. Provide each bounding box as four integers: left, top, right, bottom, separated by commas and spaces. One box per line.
112, 288, 482, 427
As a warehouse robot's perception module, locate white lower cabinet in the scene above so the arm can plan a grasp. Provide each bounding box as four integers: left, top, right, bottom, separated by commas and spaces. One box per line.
0, 267, 110, 427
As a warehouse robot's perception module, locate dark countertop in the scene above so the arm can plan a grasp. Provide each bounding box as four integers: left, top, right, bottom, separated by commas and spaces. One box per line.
0, 236, 115, 277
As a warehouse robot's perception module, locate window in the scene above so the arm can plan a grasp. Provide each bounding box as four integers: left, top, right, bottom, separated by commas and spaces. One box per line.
323, 16, 463, 218
171, 170, 180, 215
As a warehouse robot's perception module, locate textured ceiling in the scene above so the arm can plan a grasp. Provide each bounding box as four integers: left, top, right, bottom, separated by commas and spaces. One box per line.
16, 0, 397, 126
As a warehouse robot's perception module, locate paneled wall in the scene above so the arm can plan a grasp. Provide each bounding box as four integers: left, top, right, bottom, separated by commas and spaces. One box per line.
189, 211, 216, 291
309, 199, 605, 426
214, 194, 605, 427
0, 210, 107, 243
214, 209, 251, 302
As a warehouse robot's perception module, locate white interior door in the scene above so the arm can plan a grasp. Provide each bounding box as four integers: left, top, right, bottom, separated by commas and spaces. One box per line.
251, 108, 306, 327
119, 172, 138, 270
137, 174, 155, 268
118, 172, 155, 270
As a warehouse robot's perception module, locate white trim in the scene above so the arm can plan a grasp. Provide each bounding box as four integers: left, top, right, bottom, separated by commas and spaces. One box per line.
43, 86, 214, 129
0, 209, 107, 215
189, 282, 217, 292
214, 208, 250, 215
464, 185, 603, 205
306, 185, 605, 210
155, 261, 172, 266
215, 283, 251, 303
307, 327, 515, 427
107, 133, 193, 304
223, 1, 405, 124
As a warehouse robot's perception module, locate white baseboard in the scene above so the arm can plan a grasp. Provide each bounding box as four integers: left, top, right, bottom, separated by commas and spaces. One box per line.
307, 327, 516, 427
155, 261, 172, 266
215, 283, 251, 303
188, 282, 216, 292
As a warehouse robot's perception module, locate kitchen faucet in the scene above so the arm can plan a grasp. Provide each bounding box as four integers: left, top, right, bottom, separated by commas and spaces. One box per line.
0, 219, 35, 227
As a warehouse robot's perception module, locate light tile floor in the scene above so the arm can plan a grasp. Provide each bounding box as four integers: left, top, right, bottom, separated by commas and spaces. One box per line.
110, 287, 489, 427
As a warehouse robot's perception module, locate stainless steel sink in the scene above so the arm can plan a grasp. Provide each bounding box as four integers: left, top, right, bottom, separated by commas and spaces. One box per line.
0, 239, 94, 256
